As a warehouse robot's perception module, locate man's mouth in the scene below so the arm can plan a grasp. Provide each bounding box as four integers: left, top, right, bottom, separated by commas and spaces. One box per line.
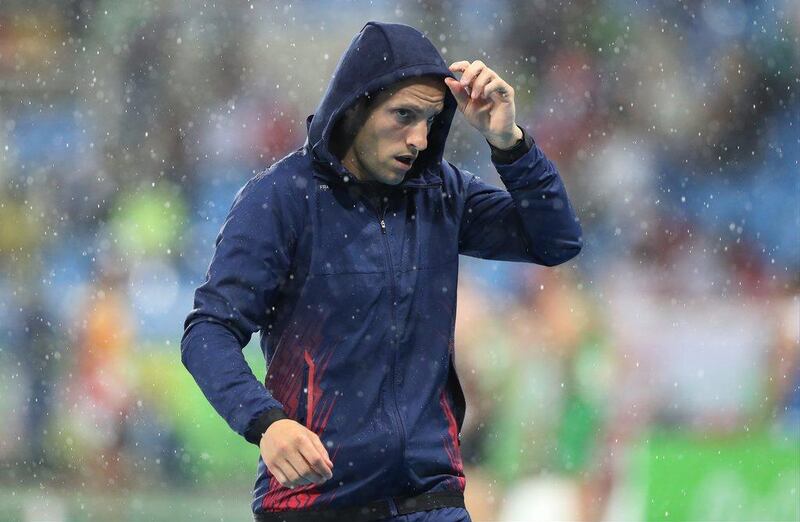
395, 155, 415, 167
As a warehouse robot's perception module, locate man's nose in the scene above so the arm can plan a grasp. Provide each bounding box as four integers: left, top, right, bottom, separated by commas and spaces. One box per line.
407, 121, 429, 152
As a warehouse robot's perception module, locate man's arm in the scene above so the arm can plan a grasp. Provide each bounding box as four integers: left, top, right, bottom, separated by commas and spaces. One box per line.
456, 126, 582, 265
444, 60, 583, 265
181, 168, 333, 488
180, 169, 296, 443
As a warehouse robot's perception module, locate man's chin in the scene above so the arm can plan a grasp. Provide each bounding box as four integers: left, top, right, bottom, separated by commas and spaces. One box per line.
376, 170, 406, 185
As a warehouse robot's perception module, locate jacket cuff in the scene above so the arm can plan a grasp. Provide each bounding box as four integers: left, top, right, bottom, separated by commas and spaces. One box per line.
488, 125, 534, 164
244, 407, 289, 445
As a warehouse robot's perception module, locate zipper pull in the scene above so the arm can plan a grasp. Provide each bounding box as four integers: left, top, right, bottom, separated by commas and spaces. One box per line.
380, 219, 387, 234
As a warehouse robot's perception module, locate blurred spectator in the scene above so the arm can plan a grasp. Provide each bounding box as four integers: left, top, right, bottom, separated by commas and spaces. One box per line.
68, 253, 135, 488
15, 285, 60, 470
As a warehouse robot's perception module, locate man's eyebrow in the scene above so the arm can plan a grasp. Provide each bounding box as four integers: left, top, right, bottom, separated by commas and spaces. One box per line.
390, 102, 445, 114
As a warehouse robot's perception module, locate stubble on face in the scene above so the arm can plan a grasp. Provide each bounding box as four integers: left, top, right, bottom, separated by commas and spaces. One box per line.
340, 76, 446, 185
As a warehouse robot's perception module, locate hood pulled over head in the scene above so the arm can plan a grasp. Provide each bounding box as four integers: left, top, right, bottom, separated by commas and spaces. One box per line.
306, 21, 457, 187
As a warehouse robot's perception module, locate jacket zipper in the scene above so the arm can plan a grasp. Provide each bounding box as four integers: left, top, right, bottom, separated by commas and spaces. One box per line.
372, 198, 407, 457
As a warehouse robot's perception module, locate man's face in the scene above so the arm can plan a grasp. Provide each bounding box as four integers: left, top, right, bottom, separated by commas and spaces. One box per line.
342, 77, 446, 185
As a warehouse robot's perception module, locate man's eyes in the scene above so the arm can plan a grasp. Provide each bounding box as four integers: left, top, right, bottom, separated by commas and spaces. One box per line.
394, 109, 437, 124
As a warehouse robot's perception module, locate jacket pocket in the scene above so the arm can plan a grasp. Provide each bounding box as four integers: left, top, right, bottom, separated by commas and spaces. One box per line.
446, 353, 467, 440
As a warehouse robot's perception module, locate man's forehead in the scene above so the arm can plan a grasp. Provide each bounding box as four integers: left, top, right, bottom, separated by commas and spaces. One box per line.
381, 77, 446, 107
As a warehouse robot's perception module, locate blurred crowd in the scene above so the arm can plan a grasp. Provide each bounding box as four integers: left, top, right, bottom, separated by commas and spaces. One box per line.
0, 1, 797, 520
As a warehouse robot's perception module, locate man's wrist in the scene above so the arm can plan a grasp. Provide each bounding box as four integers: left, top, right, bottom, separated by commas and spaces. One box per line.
488, 125, 534, 164
245, 407, 289, 445
486, 125, 524, 150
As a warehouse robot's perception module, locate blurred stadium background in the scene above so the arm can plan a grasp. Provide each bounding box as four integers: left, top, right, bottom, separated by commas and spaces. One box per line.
0, 1, 797, 521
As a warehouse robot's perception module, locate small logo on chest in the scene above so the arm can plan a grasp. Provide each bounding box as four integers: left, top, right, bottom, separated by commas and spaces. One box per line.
319, 183, 330, 191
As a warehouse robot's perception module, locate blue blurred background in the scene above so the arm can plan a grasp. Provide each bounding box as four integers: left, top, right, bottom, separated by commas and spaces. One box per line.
0, 1, 797, 521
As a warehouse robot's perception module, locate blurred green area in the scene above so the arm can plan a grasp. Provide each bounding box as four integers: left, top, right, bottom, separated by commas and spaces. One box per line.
134, 342, 266, 483
1, 342, 265, 521
634, 431, 800, 522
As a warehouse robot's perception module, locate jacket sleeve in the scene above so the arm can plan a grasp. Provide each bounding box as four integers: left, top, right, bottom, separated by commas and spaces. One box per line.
180, 168, 302, 445
457, 136, 583, 266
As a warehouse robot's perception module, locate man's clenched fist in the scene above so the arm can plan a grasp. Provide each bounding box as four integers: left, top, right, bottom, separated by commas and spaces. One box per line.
260, 419, 334, 489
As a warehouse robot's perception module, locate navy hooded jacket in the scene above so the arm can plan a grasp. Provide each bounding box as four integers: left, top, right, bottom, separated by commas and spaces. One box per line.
181, 21, 582, 514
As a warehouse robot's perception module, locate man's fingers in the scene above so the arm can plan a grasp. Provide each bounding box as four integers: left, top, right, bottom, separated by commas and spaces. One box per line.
444, 77, 469, 110
309, 433, 334, 471
483, 77, 513, 102
270, 464, 292, 489
459, 60, 486, 89
282, 456, 311, 487
286, 451, 324, 485
299, 436, 333, 481
471, 69, 496, 100
448, 60, 470, 73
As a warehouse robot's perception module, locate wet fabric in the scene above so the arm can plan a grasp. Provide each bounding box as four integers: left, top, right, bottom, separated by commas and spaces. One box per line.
181, 21, 582, 515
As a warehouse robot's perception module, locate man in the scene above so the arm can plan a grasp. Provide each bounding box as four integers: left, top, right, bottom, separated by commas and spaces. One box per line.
181, 21, 582, 522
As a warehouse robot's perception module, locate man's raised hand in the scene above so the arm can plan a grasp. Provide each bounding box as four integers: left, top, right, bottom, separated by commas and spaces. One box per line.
444, 60, 523, 150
